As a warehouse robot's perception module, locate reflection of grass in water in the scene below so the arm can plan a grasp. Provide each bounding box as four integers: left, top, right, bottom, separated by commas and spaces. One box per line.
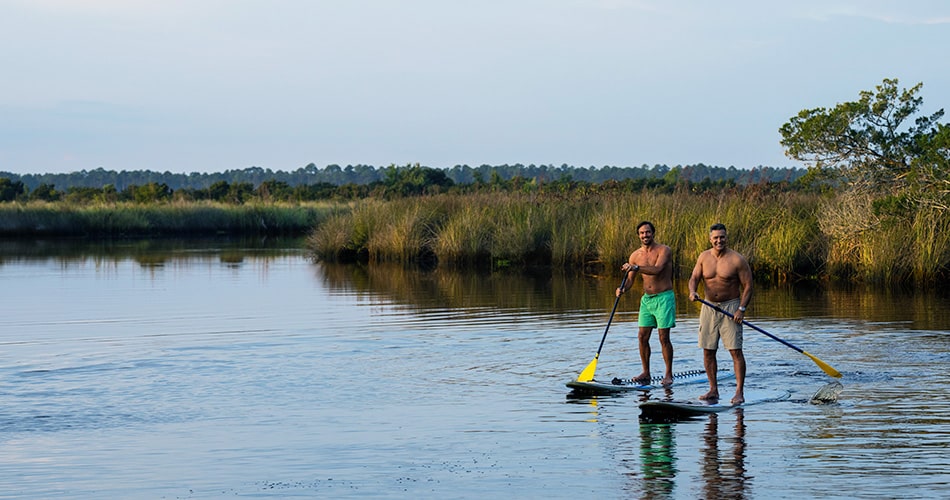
0, 236, 306, 265
220, 253, 245, 264
135, 255, 168, 267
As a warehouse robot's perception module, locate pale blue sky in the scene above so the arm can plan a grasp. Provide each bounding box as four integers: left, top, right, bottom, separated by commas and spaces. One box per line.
1, 0, 947, 175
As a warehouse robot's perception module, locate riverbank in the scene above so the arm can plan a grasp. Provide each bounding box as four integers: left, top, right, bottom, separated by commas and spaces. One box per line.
0, 201, 346, 237
3, 191, 948, 284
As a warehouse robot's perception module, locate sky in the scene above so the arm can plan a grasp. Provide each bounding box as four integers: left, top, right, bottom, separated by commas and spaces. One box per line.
1, 0, 948, 175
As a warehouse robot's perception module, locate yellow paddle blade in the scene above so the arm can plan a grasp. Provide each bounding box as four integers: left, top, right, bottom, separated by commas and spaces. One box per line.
803, 350, 842, 378
577, 355, 599, 382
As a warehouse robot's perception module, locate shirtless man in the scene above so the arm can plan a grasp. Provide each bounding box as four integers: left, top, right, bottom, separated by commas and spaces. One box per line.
615, 221, 676, 386
687, 223, 753, 405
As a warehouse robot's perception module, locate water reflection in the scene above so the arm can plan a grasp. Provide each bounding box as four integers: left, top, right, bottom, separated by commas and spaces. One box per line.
639, 422, 676, 498
4, 238, 949, 330
567, 387, 754, 499
0, 237, 305, 267
700, 410, 749, 499
316, 262, 950, 331
4, 240, 948, 497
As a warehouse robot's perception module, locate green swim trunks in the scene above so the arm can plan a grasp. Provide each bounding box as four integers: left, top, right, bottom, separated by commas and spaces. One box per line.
638, 289, 677, 329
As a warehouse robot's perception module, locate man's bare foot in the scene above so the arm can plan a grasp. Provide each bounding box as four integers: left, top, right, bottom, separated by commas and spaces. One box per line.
731, 394, 745, 405
699, 390, 719, 400
660, 375, 673, 387
633, 372, 651, 384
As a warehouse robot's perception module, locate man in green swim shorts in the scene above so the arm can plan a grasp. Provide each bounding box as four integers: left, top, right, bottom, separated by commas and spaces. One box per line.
616, 221, 676, 386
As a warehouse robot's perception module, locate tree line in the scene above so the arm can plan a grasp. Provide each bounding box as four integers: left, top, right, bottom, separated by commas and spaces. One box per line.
0, 163, 806, 204
2, 78, 946, 213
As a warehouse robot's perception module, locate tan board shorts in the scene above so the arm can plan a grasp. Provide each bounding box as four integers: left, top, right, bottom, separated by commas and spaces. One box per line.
698, 298, 743, 350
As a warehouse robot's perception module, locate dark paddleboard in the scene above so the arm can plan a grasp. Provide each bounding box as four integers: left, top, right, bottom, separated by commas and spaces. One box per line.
566, 369, 733, 396
639, 389, 791, 418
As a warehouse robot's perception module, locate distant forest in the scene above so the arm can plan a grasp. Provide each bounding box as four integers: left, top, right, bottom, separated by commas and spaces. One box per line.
1, 163, 802, 191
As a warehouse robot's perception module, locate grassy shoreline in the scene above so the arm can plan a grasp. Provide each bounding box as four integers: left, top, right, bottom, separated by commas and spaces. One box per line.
4, 191, 948, 284
0, 200, 346, 237
307, 190, 950, 285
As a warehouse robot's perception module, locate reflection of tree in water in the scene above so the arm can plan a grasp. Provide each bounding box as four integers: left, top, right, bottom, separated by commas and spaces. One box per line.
701, 410, 749, 499
317, 262, 950, 330
639, 422, 676, 498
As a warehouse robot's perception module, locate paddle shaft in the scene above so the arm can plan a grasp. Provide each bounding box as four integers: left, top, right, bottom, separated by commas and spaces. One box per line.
697, 297, 842, 378
696, 298, 805, 353
594, 274, 629, 356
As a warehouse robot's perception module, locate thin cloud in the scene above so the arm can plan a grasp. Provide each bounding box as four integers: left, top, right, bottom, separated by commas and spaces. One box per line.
846, 11, 950, 25
805, 3, 950, 25
4, 0, 203, 20
8, 0, 172, 11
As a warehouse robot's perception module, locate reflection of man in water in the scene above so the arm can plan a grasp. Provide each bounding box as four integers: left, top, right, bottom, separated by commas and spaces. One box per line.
639, 422, 675, 497
701, 410, 749, 499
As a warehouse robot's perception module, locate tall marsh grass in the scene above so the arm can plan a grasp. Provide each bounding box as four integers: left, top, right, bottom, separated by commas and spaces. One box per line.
0, 201, 346, 236
307, 189, 950, 283
911, 207, 950, 283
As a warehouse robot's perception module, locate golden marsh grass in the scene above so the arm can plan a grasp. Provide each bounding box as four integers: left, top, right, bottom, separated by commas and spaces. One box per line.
0, 201, 345, 236
307, 189, 950, 284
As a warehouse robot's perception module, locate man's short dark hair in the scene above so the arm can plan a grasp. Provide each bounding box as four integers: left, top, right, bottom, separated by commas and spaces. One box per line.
637, 221, 655, 233
710, 223, 727, 232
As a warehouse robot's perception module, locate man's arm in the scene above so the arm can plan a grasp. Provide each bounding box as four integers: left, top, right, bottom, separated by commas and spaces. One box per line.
738, 256, 753, 308
617, 253, 638, 296
733, 254, 753, 322
687, 253, 704, 301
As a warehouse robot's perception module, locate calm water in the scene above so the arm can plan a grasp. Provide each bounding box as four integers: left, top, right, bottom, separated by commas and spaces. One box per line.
1, 239, 948, 499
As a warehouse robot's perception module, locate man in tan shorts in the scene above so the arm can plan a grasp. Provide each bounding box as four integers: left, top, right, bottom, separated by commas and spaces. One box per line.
687, 223, 753, 404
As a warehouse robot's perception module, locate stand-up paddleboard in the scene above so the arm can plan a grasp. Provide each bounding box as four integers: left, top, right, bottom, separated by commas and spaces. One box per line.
566, 369, 733, 396
639, 389, 791, 419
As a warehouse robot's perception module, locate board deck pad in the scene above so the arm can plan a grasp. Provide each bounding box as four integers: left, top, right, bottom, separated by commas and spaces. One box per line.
566, 369, 733, 396
638, 390, 791, 420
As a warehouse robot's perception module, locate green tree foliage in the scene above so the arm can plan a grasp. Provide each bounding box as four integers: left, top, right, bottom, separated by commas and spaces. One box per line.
256, 179, 292, 202
0, 178, 26, 201
98, 184, 119, 204
779, 78, 949, 210
910, 119, 950, 211
123, 182, 173, 203
381, 164, 454, 198
1, 163, 805, 194
0, 162, 811, 205
30, 183, 60, 202
207, 180, 231, 201
227, 182, 255, 204
64, 186, 103, 203
779, 79, 950, 283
